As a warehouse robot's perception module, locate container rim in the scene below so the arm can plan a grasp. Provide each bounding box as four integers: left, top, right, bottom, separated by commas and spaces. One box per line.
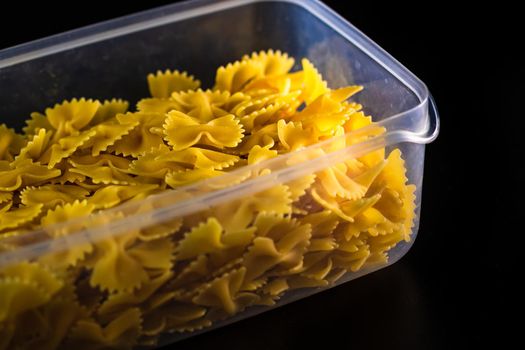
0, 0, 440, 266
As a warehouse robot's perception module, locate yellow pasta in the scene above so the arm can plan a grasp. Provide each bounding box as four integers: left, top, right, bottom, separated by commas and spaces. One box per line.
20, 185, 89, 209
0, 50, 418, 349
80, 120, 139, 156
0, 125, 25, 162
164, 111, 244, 150
89, 99, 129, 126
299, 58, 329, 104
0, 204, 43, 232
148, 69, 201, 98
23, 112, 53, 136
171, 89, 249, 122
66, 308, 142, 350
40, 129, 97, 168
0, 159, 60, 191
15, 128, 53, 163
109, 112, 166, 157
242, 50, 295, 76
68, 154, 137, 185
215, 60, 265, 93
165, 168, 225, 188
45, 98, 101, 140
88, 184, 159, 210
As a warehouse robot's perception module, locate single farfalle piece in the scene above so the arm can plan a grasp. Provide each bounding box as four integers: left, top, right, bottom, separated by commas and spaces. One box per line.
371, 149, 417, 242
89, 99, 129, 126
39, 129, 97, 169
277, 119, 318, 151
132, 144, 239, 178
242, 49, 295, 76
147, 69, 201, 98
215, 60, 265, 93
247, 145, 278, 165
233, 91, 300, 132
89, 230, 174, 292
175, 218, 225, 261
136, 97, 182, 114
129, 145, 183, 179
241, 219, 311, 284
0, 262, 64, 324
331, 236, 371, 272
88, 184, 159, 209
212, 184, 292, 232
338, 207, 399, 241
68, 154, 137, 185
171, 89, 249, 122
314, 161, 376, 201
109, 112, 166, 157
311, 185, 381, 223
164, 110, 244, 151
301, 210, 339, 238
299, 58, 329, 104
165, 168, 225, 188
0, 159, 61, 191
15, 128, 53, 163
345, 112, 386, 168
44, 98, 101, 139
0, 203, 43, 231
240, 50, 297, 97
49, 161, 87, 185
292, 86, 363, 135
20, 184, 89, 209
192, 267, 248, 315
237, 123, 278, 154
242, 74, 293, 96
39, 200, 96, 268
251, 214, 312, 275
80, 119, 139, 156
66, 308, 142, 350
41, 200, 95, 228
0, 124, 25, 162
23, 112, 53, 136
285, 173, 317, 203
141, 301, 209, 335
98, 269, 173, 320
156, 147, 240, 170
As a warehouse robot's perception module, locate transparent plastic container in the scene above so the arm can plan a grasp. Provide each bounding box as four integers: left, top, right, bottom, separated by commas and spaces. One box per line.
0, 0, 439, 348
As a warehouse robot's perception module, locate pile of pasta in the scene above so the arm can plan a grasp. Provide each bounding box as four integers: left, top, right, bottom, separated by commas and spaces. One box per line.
0, 50, 415, 349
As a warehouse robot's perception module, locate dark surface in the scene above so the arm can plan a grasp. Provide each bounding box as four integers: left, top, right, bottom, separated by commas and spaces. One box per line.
1, 1, 521, 349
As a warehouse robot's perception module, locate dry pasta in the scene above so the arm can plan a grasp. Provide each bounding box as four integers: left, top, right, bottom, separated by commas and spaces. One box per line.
0, 50, 416, 350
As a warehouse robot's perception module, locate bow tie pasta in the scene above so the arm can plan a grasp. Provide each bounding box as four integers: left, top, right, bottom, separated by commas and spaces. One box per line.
0, 50, 416, 350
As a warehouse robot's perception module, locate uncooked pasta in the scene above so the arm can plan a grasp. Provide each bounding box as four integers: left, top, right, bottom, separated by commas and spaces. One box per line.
0, 50, 415, 349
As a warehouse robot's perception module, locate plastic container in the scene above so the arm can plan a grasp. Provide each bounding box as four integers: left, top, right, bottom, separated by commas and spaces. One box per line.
0, 0, 439, 348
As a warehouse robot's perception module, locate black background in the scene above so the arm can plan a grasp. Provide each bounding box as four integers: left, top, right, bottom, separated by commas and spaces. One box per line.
1, 1, 521, 349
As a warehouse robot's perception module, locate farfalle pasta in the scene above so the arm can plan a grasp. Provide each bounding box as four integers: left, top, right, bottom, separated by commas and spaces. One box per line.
0, 50, 417, 349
